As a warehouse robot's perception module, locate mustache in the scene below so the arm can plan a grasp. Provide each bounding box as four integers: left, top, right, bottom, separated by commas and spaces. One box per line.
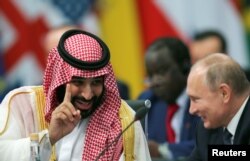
149, 82, 165, 88
71, 94, 103, 119
71, 96, 97, 103
146, 79, 166, 88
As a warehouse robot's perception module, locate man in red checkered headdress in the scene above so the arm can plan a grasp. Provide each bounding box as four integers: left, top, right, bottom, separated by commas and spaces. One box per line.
0, 29, 151, 161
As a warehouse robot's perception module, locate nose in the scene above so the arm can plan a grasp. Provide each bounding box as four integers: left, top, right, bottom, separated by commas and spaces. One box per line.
80, 85, 94, 100
189, 102, 198, 115
148, 74, 162, 88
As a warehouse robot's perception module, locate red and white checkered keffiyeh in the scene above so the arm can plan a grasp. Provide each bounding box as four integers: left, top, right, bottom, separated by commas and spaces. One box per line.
43, 31, 122, 161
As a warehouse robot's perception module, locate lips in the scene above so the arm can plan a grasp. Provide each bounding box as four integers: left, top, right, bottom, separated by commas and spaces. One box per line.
149, 81, 164, 88
74, 99, 93, 110
199, 115, 207, 122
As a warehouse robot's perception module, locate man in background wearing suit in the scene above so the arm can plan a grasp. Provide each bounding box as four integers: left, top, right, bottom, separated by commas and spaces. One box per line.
187, 53, 250, 161
189, 30, 227, 65
138, 37, 199, 161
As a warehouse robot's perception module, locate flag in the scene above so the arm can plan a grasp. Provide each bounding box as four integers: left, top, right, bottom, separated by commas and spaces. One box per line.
0, 0, 96, 101
97, 0, 146, 99
0, 52, 6, 97
1, 0, 249, 101
240, 0, 250, 56
136, 0, 250, 68
98, 0, 250, 99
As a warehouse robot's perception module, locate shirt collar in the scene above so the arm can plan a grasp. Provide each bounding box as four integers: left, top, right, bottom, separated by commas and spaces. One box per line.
227, 96, 249, 137
176, 89, 188, 109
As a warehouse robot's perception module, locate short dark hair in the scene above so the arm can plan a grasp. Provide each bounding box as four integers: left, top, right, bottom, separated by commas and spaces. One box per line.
193, 30, 227, 53
147, 37, 191, 75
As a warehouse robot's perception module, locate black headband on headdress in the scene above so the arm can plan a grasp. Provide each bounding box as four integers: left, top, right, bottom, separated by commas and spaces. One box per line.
57, 29, 110, 70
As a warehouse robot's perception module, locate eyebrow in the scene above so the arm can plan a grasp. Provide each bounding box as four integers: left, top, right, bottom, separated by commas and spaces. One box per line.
71, 76, 103, 81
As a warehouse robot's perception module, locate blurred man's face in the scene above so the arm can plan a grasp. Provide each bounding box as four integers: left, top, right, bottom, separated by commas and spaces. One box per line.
190, 37, 221, 64
44, 26, 79, 53
145, 50, 185, 103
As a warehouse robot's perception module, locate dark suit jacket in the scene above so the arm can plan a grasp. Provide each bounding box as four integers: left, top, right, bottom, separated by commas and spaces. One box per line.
187, 97, 250, 161
117, 80, 130, 100
138, 89, 199, 160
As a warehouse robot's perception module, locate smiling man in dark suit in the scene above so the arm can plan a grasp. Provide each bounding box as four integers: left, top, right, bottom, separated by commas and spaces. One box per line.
187, 53, 250, 161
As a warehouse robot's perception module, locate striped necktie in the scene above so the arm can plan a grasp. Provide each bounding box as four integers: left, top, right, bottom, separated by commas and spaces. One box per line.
166, 103, 179, 143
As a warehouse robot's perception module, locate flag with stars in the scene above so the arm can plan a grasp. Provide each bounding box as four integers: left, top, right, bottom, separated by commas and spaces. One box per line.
0, 0, 97, 102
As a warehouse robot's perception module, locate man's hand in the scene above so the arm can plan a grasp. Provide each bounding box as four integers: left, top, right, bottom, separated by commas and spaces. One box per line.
148, 140, 162, 158
48, 83, 81, 145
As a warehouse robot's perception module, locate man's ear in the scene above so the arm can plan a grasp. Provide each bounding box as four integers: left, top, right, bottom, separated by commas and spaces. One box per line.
219, 83, 231, 103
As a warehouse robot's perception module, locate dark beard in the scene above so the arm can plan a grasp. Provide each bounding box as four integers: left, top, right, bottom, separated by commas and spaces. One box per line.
56, 85, 104, 119
71, 92, 104, 119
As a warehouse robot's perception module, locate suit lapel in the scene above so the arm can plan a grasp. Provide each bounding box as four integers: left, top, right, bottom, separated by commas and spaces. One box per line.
234, 97, 250, 144
209, 128, 224, 145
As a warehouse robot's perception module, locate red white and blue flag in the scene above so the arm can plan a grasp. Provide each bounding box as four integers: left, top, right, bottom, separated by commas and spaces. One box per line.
98, 0, 250, 99
1, 0, 249, 101
0, 0, 97, 101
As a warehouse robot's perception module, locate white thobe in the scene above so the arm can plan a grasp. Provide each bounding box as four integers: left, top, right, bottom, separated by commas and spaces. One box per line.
0, 86, 151, 161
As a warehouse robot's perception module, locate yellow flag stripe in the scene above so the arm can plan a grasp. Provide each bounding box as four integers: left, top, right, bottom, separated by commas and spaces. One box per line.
98, 0, 145, 99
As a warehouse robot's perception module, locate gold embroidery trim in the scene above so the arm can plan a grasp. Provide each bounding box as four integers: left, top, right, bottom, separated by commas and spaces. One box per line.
32, 86, 56, 161
119, 100, 135, 161
0, 87, 56, 160
32, 86, 48, 131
